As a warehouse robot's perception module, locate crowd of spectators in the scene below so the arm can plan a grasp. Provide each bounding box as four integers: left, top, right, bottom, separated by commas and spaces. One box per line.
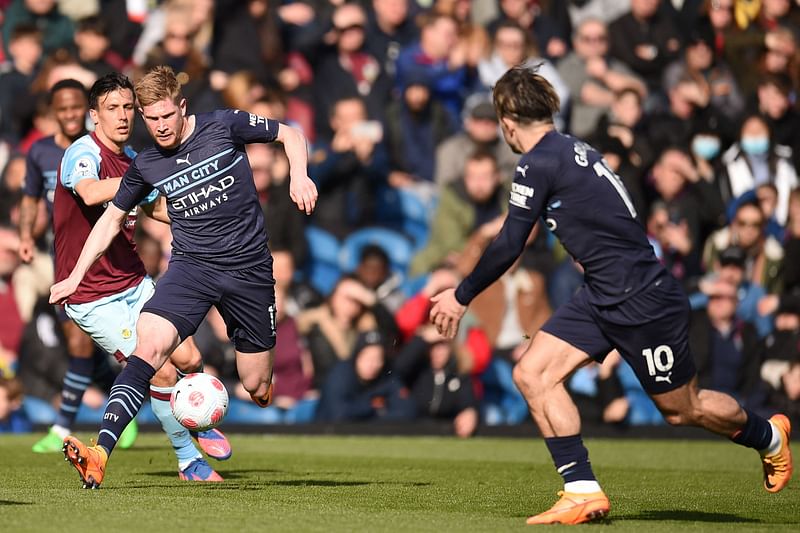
1, 0, 799, 437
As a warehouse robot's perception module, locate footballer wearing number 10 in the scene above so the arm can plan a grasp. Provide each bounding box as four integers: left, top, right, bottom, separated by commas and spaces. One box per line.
430, 65, 793, 525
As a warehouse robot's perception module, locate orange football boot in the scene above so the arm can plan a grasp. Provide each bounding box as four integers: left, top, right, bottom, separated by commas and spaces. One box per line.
762, 414, 793, 493
62, 436, 108, 489
526, 490, 610, 525
251, 381, 274, 408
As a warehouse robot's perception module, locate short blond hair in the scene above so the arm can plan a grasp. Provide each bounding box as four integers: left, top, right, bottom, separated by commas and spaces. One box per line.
135, 65, 183, 107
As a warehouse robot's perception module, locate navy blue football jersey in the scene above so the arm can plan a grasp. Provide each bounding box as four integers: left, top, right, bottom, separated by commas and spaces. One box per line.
508, 131, 663, 306
23, 135, 64, 215
113, 110, 279, 269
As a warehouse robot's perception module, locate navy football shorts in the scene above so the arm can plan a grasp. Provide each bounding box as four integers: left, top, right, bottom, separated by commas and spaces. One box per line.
541, 274, 696, 395
142, 255, 276, 353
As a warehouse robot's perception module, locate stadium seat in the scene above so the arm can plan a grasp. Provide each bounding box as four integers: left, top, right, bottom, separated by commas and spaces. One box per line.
303, 226, 342, 296
339, 227, 414, 278
375, 187, 436, 249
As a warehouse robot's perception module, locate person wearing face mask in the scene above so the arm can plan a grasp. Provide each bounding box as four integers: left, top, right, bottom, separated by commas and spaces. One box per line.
719, 114, 798, 225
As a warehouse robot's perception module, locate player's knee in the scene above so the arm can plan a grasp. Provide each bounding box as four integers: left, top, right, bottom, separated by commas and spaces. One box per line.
512, 363, 543, 395
240, 374, 265, 396
151, 363, 177, 387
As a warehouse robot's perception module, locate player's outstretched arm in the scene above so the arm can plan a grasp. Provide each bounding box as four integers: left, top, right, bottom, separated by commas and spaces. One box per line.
49, 204, 127, 304
74, 177, 122, 206
430, 215, 533, 338
276, 122, 318, 215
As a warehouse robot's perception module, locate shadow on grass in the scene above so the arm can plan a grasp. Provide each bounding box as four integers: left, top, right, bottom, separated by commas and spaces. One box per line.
143, 468, 285, 479
622, 510, 761, 523
112, 474, 432, 490
0, 500, 32, 506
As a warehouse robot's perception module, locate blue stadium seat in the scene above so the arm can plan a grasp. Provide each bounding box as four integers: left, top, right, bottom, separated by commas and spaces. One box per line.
303, 226, 342, 296
339, 227, 414, 278
375, 187, 436, 249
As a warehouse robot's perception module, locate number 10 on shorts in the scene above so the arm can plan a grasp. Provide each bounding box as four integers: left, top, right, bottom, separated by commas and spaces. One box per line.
642, 345, 674, 379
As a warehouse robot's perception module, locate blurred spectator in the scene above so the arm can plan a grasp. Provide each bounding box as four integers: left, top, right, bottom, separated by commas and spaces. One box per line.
718, 114, 798, 225
2, 0, 74, 57
755, 306, 800, 423
644, 74, 732, 153
548, 0, 632, 34
316, 330, 416, 422
645, 148, 725, 282
0, 224, 24, 374
0, 375, 31, 433
411, 151, 507, 276
297, 276, 380, 391
96, 0, 145, 63
591, 85, 652, 178
365, 0, 419, 77
703, 198, 784, 294
395, 12, 466, 122
750, 74, 800, 171
487, 0, 568, 62
435, 92, 517, 187
247, 142, 307, 269
353, 244, 405, 314
434, 0, 490, 78
0, 25, 42, 143
312, 2, 392, 139
477, 21, 568, 128
307, 96, 389, 238
557, 17, 646, 138
608, 0, 683, 101
384, 72, 455, 186
393, 325, 479, 437
688, 277, 762, 401
691, 245, 773, 338
758, 187, 800, 317
662, 22, 745, 120
138, 8, 221, 115
73, 16, 119, 79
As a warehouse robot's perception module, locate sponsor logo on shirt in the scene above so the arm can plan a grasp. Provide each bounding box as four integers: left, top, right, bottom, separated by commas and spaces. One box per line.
509, 182, 534, 210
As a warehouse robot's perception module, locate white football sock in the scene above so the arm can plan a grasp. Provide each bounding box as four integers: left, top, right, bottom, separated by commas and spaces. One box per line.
761, 421, 782, 456
564, 480, 602, 494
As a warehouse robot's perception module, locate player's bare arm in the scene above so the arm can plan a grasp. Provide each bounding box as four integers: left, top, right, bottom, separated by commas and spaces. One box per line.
50, 203, 127, 304
74, 176, 123, 206
276, 122, 317, 215
139, 195, 170, 224
17, 195, 40, 263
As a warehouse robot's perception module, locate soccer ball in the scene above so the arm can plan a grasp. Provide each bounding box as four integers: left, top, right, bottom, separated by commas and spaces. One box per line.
170, 373, 229, 431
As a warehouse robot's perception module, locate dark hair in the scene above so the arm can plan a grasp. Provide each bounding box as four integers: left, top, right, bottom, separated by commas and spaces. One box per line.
493, 65, 560, 125
359, 244, 389, 265
76, 15, 107, 35
88, 72, 134, 110
10, 24, 41, 43
49, 78, 86, 104
467, 149, 498, 167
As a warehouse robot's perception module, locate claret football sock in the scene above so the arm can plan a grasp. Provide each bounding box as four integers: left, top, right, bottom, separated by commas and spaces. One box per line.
731, 408, 773, 452
97, 356, 155, 455
55, 356, 95, 431
545, 435, 601, 493
149, 384, 202, 470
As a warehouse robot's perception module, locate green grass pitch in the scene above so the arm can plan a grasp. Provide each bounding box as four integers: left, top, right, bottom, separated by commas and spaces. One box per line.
0, 433, 797, 532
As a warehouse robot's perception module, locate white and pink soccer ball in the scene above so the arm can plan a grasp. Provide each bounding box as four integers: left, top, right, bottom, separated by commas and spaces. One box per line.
170, 373, 229, 431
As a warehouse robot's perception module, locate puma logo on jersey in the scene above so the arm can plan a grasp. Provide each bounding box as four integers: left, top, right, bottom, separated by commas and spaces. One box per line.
176, 155, 191, 165
516, 164, 529, 178
655, 372, 672, 384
